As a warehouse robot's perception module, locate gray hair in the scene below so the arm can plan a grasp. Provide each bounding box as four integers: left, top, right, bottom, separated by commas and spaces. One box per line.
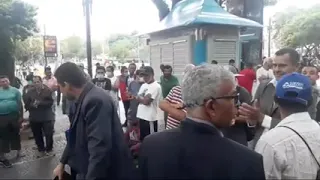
184, 64, 195, 74
182, 64, 236, 107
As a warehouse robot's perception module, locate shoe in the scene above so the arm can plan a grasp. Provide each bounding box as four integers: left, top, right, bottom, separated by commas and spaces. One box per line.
16, 151, 25, 158
0, 159, 12, 168
36, 151, 46, 158
45, 151, 55, 156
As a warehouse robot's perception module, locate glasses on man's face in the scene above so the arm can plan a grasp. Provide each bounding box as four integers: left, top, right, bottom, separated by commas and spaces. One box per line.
210, 93, 240, 107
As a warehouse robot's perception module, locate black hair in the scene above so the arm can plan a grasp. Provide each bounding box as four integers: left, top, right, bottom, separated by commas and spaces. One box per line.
0, 75, 8, 79
54, 62, 87, 88
135, 69, 141, 76
246, 62, 254, 68
160, 64, 165, 71
33, 75, 42, 82
96, 66, 106, 72
275, 48, 300, 65
302, 65, 319, 73
106, 66, 114, 72
120, 66, 128, 72
274, 96, 310, 113
45, 66, 51, 71
129, 63, 136, 67
163, 65, 172, 70
229, 59, 235, 64
211, 60, 218, 64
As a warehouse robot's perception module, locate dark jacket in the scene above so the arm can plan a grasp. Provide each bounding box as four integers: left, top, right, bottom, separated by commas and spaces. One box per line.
221, 86, 254, 146
139, 119, 265, 180
23, 85, 54, 122
60, 83, 137, 180
92, 78, 112, 91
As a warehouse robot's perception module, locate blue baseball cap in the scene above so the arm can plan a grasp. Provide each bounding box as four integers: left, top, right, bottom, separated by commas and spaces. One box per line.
276, 73, 312, 106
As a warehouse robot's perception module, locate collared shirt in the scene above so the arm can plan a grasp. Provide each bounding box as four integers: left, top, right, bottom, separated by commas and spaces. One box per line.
187, 116, 224, 137
43, 76, 57, 91
255, 112, 320, 179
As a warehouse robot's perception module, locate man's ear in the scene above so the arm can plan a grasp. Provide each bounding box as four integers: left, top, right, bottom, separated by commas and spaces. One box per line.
204, 99, 216, 114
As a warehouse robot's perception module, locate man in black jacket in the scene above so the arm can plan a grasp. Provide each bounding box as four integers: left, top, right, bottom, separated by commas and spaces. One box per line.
23, 76, 54, 157
139, 64, 265, 180
52, 62, 137, 180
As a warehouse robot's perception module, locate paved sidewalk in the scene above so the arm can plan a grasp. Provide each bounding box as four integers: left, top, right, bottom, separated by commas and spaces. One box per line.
0, 101, 126, 179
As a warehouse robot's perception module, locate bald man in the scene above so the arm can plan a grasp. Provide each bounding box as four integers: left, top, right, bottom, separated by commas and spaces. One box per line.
256, 57, 274, 83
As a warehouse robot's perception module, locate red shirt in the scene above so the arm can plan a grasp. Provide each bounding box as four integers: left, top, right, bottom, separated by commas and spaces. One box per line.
119, 80, 129, 101
237, 68, 256, 93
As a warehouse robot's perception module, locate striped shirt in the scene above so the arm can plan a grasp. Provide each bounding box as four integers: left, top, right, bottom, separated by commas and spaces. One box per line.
165, 86, 185, 129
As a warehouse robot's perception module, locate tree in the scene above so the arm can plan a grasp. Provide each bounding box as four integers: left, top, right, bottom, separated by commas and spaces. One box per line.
108, 32, 139, 61
92, 40, 103, 57
60, 35, 84, 59
14, 36, 43, 65
272, 5, 320, 59
109, 39, 132, 62
0, 0, 38, 79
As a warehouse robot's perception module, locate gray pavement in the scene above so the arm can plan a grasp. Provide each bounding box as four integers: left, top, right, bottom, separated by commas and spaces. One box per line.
0, 102, 126, 179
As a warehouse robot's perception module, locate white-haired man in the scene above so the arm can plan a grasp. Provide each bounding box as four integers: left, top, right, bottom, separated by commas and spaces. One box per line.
256, 57, 274, 83
139, 64, 265, 179
159, 64, 195, 129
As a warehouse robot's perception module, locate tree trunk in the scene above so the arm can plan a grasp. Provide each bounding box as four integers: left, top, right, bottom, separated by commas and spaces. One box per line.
0, 35, 15, 81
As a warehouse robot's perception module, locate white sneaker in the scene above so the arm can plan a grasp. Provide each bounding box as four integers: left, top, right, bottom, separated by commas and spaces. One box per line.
36, 151, 45, 158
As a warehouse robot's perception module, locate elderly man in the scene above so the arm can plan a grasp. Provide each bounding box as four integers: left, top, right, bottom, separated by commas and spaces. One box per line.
138, 64, 265, 179
256, 57, 274, 83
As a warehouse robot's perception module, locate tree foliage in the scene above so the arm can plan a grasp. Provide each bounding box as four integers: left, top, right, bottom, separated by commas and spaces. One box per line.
60, 35, 85, 59
0, 0, 38, 78
14, 36, 43, 65
272, 5, 320, 59
108, 32, 139, 61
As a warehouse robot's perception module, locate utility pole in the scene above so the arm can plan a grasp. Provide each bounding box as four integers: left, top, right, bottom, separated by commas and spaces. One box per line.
83, 0, 93, 77
43, 24, 48, 67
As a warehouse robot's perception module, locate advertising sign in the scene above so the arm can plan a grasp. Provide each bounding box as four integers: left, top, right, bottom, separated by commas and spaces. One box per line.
44, 36, 57, 57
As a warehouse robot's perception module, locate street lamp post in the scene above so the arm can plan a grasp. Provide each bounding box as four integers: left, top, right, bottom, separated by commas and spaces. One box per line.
83, 0, 93, 77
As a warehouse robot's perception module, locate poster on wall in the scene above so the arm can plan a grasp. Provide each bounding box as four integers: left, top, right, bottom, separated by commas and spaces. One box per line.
44, 36, 57, 57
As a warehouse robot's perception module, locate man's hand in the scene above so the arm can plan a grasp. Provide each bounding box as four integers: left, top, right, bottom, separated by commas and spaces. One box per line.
238, 100, 264, 125
53, 163, 65, 180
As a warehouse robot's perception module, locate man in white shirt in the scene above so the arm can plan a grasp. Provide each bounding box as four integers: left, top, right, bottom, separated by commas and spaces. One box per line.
256, 57, 274, 83
136, 66, 161, 141
255, 72, 320, 179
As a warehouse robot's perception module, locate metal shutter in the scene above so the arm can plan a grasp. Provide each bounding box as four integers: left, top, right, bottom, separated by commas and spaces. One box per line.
160, 43, 173, 66
173, 39, 188, 81
150, 45, 162, 81
212, 39, 237, 66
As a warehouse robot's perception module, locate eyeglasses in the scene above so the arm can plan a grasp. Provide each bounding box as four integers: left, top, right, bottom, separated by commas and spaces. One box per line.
184, 93, 240, 108
210, 93, 240, 107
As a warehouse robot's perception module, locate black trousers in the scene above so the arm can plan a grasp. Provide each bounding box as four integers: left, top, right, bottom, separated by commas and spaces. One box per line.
30, 121, 54, 152
0, 114, 21, 153
139, 119, 157, 141
123, 101, 130, 125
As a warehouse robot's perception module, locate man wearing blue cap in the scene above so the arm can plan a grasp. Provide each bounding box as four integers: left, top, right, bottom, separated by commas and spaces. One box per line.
255, 73, 320, 179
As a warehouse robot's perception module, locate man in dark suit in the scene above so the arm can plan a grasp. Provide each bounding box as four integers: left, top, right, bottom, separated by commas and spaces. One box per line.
52, 62, 137, 180
138, 64, 265, 180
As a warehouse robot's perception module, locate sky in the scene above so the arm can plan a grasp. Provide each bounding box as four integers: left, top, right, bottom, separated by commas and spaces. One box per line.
23, 0, 320, 40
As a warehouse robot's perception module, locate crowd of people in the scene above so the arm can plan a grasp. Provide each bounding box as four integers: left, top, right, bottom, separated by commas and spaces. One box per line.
1, 47, 320, 179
